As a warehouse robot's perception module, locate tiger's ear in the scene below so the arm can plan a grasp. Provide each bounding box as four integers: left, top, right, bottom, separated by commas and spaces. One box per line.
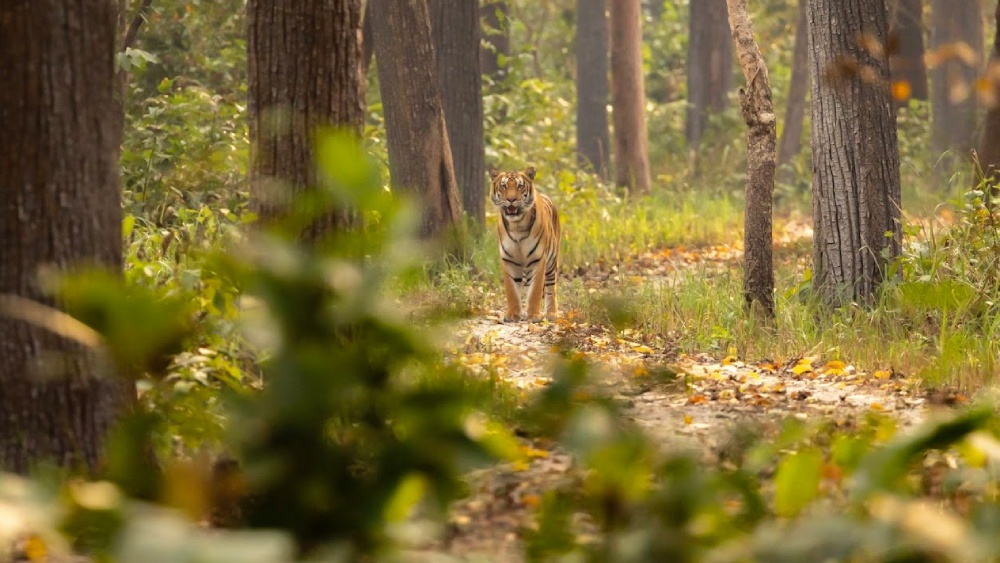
488, 167, 500, 180
524, 166, 536, 180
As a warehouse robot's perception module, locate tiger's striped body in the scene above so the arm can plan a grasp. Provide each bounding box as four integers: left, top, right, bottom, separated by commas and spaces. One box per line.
489, 167, 561, 322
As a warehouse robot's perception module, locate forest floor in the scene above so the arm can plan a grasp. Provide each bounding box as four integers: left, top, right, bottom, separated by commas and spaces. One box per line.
407, 218, 958, 562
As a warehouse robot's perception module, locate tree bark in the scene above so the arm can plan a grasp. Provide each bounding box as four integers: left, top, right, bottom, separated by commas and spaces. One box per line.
809, 0, 902, 307
247, 0, 366, 239
777, 1, 810, 168
0, 0, 133, 474
576, 0, 611, 178
929, 0, 983, 167
977, 0, 1000, 198
609, 0, 652, 194
481, 1, 510, 83
371, 0, 463, 238
686, 0, 733, 149
361, 5, 375, 77
429, 0, 486, 226
889, 0, 929, 104
727, 0, 776, 318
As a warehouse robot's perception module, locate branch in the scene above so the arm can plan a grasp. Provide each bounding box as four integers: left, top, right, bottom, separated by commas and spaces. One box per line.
121, 0, 154, 53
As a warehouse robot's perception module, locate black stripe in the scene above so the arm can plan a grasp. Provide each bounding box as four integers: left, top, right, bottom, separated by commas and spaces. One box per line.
545, 282, 556, 287
526, 258, 541, 269
502, 257, 521, 266
527, 238, 541, 257
510, 276, 522, 283
525, 207, 536, 233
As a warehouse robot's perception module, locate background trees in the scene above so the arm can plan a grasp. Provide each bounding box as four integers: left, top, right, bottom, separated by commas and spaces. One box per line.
247, 0, 365, 237
429, 0, 486, 226
809, 0, 902, 305
889, 0, 929, 105
609, 0, 651, 194
0, 0, 132, 473
575, 0, 610, 178
686, 0, 733, 151
370, 0, 462, 238
929, 0, 983, 167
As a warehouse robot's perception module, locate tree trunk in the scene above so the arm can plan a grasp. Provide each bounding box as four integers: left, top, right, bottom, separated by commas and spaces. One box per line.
0, 0, 133, 474
481, 1, 510, 83
930, 0, 983, 167
727, 0, 776, 318
777, 1, 809, 168
609, 0, 652, 194
361, 6, 375, 77
247, 0, 366, 239
576, 0, 611, 178
429, 0, 486, 226
809, 0, 902, 307
977, 0, 1000, 198
371, 0, 463, 238
889, 0, 929, 104
686, 0, 733, 149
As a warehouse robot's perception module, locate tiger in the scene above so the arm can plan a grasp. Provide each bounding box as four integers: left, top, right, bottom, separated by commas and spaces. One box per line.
489, 166, 561, 323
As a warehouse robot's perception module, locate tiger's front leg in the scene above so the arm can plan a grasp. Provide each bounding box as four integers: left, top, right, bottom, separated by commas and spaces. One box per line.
502, 272, 522, 322
525, 270, 545, 322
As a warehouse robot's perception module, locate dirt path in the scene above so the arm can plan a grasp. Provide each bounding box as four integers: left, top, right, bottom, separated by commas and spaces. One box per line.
412, 225, 932, 562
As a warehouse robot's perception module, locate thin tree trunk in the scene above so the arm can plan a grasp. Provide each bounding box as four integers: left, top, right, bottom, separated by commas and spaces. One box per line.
247, 0, 366, 239
777, 1, 809, 168
361, 6, 375, 77
371, 0, 463, 238
0, 0, 133, 474
889, 0, 929, 104
977, 0, 1000, 198
686, 0, 733, 149
809, 0, 902, 307
576, 0, 611, 178
930, 0, 983, 168
610, 0, 652, 194
727, 0, 776, 318
481, 1, 510, 83
429, 0, 486, 227
112, 0, 154, 155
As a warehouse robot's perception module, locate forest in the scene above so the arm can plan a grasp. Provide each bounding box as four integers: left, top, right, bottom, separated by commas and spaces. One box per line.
4, 0, 1000, 561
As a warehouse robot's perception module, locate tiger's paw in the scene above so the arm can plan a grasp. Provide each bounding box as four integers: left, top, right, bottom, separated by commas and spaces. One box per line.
501, 314, 523, 323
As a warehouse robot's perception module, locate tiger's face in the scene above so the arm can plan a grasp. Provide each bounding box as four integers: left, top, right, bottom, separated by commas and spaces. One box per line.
489, 166, 537, 220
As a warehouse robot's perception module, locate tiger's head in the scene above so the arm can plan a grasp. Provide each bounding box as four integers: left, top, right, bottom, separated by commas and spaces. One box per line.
489, 166, 537, 220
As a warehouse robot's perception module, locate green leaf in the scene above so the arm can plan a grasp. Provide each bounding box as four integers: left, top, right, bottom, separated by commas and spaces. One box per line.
383, 473, 427, 523
774, 448, 822, 517
122, 215, 135, 239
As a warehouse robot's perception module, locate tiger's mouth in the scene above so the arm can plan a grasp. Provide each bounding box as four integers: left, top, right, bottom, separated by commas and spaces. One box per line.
503, 205, 521, 217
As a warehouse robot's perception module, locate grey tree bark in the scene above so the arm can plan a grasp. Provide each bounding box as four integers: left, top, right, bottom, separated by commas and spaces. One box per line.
686, 0, 733, 149
889, 0, 929, 104
481, 1, 510, 83
728, 0, 776, 317
371, 0, 463, 238
809, 0, 902, 306
576, 0, 611, 178
429, 0, 486, 226
247, 0, 366, 239
610, 0, 652, 193
0, 0, 133, 474
777, 2, 809, 169
929, 0, 983, 167
976, 0, 1000, 198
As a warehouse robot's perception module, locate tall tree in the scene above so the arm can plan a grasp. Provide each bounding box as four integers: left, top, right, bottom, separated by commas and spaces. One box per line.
809, 0, 902, 306
889, 0, 930, 104
728, 0, 776, 317
576, 0, 611, 178
929, 0, 983, 166
778, 1, 810, 169
429, 0, 486, 226
686, 0, 733, 149
0, 0, 133, 473
371, 0, 463, 238
977, 0, 1000, 197
610, 0, 652, 193
247, 0, 365, 238
481, 1, 510, 83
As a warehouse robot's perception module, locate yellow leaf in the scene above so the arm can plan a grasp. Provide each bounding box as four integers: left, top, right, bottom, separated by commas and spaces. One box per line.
633, 365, 649, 377
722, 355, 738, 365
873, 370, 891, 379
24, 535, 46, 562
792, 363, 813, 375
870, 403, 884, 411
522, 494, 542, 507
823, 360, 846, 371
891, 80, 912, 101
683, 414, 693, 425
512, 460, 529, 472
632, 344, 655, 355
